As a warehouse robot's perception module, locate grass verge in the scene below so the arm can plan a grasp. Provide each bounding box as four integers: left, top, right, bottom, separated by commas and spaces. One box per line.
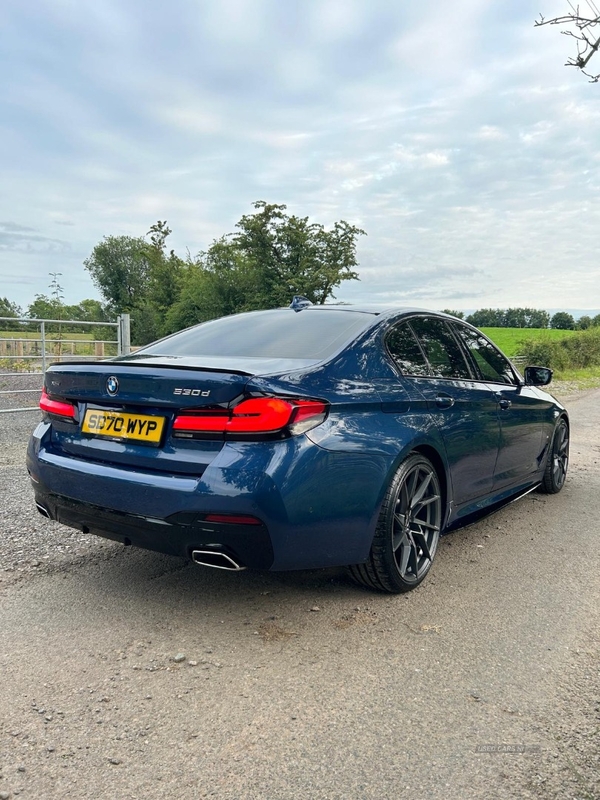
551, 367, 600, 396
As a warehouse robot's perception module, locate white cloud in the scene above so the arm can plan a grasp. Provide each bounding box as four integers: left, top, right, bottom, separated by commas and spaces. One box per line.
1, 0, 600, 315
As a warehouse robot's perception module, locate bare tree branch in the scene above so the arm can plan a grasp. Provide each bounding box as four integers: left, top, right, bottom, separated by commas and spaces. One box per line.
536, 6, 600, 80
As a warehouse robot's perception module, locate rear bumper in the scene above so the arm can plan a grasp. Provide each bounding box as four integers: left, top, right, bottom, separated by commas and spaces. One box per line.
33, 482, 275, 569
26, 424, 389, 571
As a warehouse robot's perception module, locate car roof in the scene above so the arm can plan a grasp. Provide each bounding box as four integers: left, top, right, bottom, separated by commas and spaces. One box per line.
285, 304, 456, 320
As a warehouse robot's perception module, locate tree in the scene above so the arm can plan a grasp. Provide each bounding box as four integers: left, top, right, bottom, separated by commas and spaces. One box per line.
550, 311, 576, 330
466, 308, 506, 327
84, 236, 151, 313
577, 314, 593, 329
83, 204, 364, 343
593, 313, 600, 327
0, 297, 22, 330
167, 202, 364, 331
232, 201, 364, 307
504, 307, 550, 328
197, 238, 257, 314
84, 233, 166, 345
28, 294, 60, 321
72, 298, 109, 323
465, 307, 550, 328
527, 309, 550, 328
535, 8, 600, 82
441, 309, 464, 319
83, 224, 188, 344
504, 308, 528, 328
48, 272, 65, 350
144, 221, 185, 337
28, 293, 66, 333
65, 298, 112, 342
166, 240, 266, 332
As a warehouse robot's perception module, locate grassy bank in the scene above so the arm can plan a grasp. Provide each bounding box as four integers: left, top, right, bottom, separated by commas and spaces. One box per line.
480, 327, 575, 357
481, 328, 600, 392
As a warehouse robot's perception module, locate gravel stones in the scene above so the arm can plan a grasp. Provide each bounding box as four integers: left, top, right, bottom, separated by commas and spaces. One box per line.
0, 397, 119, 590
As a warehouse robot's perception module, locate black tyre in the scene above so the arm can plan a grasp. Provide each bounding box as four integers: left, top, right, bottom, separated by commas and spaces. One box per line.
349, 453, 443, 594
540, 418, 569, 494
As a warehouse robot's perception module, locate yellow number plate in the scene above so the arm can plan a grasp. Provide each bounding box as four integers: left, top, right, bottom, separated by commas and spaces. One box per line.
82, 410, 165, 444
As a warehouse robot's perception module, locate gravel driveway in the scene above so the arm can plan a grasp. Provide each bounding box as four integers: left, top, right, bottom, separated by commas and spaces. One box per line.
0, 372, 120, 588
0, 377, 599, 800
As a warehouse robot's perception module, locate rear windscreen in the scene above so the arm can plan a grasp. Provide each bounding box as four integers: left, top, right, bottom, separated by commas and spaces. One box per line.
137, 309, 375, 360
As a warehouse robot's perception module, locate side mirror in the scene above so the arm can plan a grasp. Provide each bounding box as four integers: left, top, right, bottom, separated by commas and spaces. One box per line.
524, 366, 553, 386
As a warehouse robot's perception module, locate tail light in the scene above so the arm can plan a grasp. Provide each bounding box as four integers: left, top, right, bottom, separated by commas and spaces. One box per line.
173, 397, 328, 439
40, 389, 76, 420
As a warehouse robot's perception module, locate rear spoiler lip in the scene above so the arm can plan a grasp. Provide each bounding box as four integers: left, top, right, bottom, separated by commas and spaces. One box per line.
45, 360, 255, 378
45, 354, 322, 378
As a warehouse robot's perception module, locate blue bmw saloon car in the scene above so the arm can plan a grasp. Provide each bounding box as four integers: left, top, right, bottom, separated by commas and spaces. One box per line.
27, 301, 569, 593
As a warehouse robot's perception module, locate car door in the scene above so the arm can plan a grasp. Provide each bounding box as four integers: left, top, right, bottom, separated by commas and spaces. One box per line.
386, 317, 500, 506
451, 323, 545, 491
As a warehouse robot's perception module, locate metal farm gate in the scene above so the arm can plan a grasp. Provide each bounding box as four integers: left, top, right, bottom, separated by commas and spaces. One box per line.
0, 314, 130, 414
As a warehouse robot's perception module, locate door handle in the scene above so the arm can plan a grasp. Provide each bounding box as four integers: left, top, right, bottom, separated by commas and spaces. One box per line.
435, 394, 455, 409
493, 391, 512, 410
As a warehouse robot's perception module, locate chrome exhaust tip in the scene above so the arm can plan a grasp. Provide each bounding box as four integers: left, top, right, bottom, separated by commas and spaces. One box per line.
36, 502, 51, 519
191, 549, 246, 572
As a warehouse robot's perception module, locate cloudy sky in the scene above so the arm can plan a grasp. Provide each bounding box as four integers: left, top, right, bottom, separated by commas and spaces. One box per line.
2, 0, 600, 315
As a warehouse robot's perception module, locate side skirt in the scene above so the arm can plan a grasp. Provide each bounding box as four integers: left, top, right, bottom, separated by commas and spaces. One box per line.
444, 483, 541, 533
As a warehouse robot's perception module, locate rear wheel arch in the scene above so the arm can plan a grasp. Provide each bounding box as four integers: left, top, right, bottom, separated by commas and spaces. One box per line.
349, 450, 444, 593
378, 443, 450, 528
540, 414, 569, 494
410, 444, 449, 523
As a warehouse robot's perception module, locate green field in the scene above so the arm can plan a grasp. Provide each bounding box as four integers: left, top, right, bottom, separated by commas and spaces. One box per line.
481, 327, 600, 389
480, 327, 576, 357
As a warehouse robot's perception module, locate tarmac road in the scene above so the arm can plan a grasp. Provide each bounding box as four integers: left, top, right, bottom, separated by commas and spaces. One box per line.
0, 389, 599, 800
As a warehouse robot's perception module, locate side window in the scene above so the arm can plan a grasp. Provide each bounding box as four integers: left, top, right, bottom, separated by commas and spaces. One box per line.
409, 317, 472, 380
386, 323, 430, 376
452, 325, 517, 385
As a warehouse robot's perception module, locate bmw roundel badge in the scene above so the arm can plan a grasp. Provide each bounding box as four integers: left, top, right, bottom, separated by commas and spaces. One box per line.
106, 376, 119, 396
